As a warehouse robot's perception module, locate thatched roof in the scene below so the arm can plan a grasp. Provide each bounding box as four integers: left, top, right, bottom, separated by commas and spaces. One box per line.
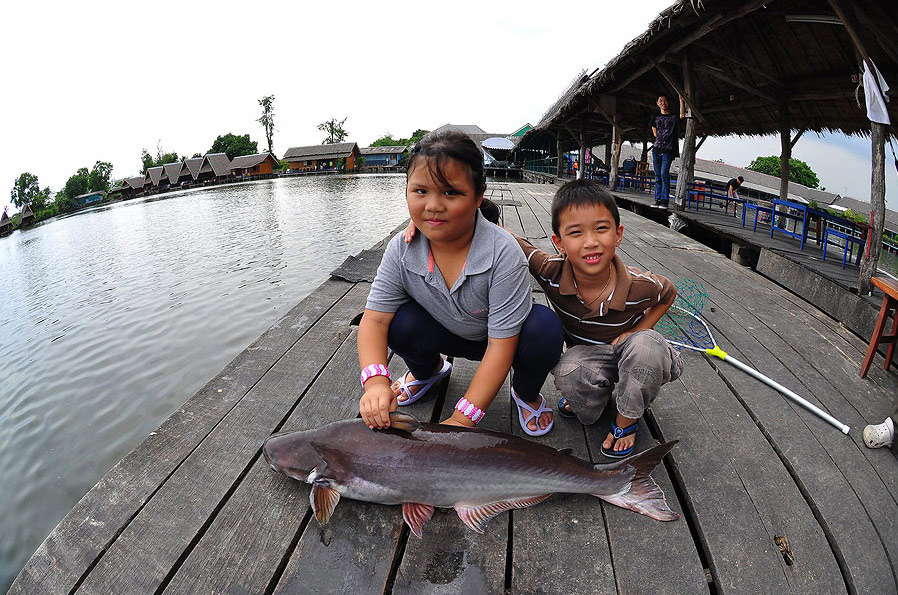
230, 152, 277, 170
184, 158, 203, 180
147, 166, 165, 186
0, 211, 10, 226
199, 153, 232, 177
523, 0, 898, 151
125, 176, 146, 190
20, 204, 34, 218
283, 142, 359, 162
164, 162, 185, 184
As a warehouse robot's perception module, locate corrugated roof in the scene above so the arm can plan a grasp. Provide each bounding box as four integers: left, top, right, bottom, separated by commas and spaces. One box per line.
283, 142, 359, 161
361, 145, 407, 155
230, 152, 277, 169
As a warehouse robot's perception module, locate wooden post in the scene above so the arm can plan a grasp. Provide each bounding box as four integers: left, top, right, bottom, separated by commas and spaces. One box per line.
578, 119, 587, 180
859, 122, 886, 295
675, 55, 697, 210
556, 135, 563, 178
604, 142, 612, 171
610, 115, 622, 191
779, 101, 791, 201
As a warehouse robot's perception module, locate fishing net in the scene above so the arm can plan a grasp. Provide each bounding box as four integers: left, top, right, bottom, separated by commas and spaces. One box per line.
656, 278, 715, 350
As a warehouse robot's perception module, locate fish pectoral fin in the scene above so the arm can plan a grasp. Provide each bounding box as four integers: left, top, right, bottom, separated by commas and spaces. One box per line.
455, 495, 551, 534
402, 502, 434, 539
387, 411, 421, 432
310, 480, 341, 526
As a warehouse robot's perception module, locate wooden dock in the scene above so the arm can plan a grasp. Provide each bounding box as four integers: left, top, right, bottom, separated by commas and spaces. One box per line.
11, 183, 898, 594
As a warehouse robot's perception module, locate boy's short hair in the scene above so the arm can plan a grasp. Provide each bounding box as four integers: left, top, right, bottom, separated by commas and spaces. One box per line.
551, 179, 620, 235
479, 198, 500, 224
737, 176, 744, 182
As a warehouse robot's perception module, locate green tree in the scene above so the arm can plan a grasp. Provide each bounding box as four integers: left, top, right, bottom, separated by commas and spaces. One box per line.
370, 129, 429, 148
141, 144, 181, 174
10, 172, 52, 211
747, 155, 820, 189
258, 95, 275, 154
318, 117, 348, 144
210, 133, 258, 160
87, 161, 113, 192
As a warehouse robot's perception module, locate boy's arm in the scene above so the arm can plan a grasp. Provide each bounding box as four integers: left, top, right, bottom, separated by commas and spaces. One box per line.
610, 285, 677, 345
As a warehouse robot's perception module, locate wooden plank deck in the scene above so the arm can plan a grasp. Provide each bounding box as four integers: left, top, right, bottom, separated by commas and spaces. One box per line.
11, 183, 898, 594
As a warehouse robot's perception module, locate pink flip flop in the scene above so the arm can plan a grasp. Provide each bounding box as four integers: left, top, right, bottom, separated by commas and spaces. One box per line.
511, 388, 554, 436
396, 360, 453, 406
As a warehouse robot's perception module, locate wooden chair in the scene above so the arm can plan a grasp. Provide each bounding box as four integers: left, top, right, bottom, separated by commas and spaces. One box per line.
860, 276, 898, 377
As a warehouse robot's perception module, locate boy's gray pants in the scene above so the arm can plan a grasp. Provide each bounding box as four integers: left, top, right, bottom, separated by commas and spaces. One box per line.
552, 330, 683, 425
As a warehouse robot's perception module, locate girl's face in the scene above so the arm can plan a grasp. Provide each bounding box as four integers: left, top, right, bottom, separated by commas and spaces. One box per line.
406, 157, 483, 247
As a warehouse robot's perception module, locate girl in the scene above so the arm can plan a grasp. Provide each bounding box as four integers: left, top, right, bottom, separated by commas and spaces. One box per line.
358, 130, 564, 434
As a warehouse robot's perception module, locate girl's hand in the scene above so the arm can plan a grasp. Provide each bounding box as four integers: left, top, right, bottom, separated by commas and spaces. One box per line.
402, 220, 417, 243
360, 381, 398, 429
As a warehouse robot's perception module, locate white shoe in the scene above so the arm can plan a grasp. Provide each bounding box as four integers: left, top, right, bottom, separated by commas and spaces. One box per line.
863, 417, 895, 449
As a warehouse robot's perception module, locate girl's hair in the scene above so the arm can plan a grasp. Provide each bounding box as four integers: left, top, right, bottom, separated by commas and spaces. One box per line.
407, 130, 486, 196
551, 179, 620, 234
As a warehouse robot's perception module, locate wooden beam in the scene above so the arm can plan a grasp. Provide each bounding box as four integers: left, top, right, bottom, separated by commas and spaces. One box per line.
693, 41, 784, 86
695, 135, 708, 152
697, 64, 777, 104
654, 62, 706, 122
608, 0, 770, 93
827, 0, 872, 64
790, 129, 806, 149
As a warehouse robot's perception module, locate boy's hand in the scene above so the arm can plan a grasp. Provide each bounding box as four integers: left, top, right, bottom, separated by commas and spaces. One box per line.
360, 381, 398, 429
611, 330, 636, 346
402, 220, 417, 243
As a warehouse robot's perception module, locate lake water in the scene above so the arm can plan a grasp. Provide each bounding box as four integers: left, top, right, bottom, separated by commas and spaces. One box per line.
0, 174, 409, 592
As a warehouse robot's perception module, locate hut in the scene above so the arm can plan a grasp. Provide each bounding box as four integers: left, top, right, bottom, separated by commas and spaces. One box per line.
146, 166, 169, 190
197, 153, 232, 183
517, 0, 897, 292
230, 152, 280, 177
74, 191, 106, 207
19, 204, 35, 228
360, 145, 406, 167
283, 142, 361, 172
164, 162, 189, 187
108, 176, 148, 200
0, 210, 11, 237
184, 157, 203, 182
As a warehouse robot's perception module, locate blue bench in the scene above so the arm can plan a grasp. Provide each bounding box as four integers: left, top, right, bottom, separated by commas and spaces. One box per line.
822, 227, 865, 268
741, 202, 773, 231
687, 190, 744, 215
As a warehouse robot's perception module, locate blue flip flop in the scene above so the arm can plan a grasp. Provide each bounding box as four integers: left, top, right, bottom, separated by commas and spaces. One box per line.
601, 420, 639, 458
396, 360, 452, 406
557, 396, 576, 419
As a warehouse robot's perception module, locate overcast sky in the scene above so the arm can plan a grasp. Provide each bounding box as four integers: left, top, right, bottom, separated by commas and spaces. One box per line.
2, 1, 894, 214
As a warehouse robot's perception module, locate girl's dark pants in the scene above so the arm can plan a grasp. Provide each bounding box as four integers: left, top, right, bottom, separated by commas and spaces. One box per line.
388, 301, 564, 403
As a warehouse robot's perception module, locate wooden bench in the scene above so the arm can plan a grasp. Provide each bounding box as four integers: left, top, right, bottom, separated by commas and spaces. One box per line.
822, 227, 864, 268
860, 276, 898, 377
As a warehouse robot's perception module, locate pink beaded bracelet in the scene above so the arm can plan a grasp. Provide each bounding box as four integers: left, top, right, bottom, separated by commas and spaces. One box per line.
455, 397, 485, 425
360, 364, 391, 387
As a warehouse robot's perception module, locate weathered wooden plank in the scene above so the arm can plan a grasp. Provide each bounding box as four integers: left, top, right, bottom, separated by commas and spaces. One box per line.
73, 283, 371, 593
270, 347, 448, 595
9, 278, 353, 595
392, 359, 510, 594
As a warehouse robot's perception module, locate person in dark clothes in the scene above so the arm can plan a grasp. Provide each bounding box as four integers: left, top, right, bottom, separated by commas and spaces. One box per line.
727, 176, 744, 199
649, 93, 686, 208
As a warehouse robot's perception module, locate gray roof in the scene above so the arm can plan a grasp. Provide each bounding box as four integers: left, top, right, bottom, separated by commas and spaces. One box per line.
230, 152, 277, 170
431, 124, 487, 136
184, 158, 203, 180
20, 204, 33, 217
74, 190, 107, 199
163, 162, 185, 183
361, 145, 407, 155
125, 176, 147, 190
283, 142, 359, 162
199, 153, 232, 177
832, 196, 898, 230
1, 211, 10, 225
147, 166, 165, 186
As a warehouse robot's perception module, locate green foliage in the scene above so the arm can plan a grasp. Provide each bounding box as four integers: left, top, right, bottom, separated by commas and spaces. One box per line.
210, 133, 258, 160
141, 145, 182, 175
258, 95, 275, 154
10, 172, 52, 211
318, 117, 348, 144
746, 155, 820, 189
52, 161, 115, 215
88, 161, 113, 192
370, 129, 429, 148
275, 159, 289, 172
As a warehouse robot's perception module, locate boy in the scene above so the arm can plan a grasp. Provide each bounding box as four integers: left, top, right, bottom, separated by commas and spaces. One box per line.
515, 179, 682, 457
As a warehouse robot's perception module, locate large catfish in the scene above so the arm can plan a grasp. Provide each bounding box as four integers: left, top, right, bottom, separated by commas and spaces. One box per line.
262, 412, 678, 538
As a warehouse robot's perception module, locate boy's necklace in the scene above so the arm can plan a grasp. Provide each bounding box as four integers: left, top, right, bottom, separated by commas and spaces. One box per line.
579, 268, 614, 307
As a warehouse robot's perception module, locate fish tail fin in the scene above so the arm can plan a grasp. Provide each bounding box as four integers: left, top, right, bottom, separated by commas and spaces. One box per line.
591, 441, 679, 521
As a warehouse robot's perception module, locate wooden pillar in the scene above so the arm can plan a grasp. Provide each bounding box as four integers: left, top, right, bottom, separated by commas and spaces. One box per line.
556, 134, 563, 178
641, 142, 648, 163
675, 55, 697, 209
859, 122, 887, 294
578, 119, 587, 180
610, 116, 622, 191
604, 142, 611, 170
779, 101, 791, 201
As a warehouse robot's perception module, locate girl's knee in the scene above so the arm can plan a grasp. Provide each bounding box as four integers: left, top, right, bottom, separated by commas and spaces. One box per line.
521, 304, 564, 352
388, 302, 431, 346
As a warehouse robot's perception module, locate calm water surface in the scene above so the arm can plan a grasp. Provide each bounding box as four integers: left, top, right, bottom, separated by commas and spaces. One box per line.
0, 174, 408, 591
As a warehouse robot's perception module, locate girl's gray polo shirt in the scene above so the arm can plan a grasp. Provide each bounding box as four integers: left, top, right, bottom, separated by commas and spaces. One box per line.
366, 212, 532, 341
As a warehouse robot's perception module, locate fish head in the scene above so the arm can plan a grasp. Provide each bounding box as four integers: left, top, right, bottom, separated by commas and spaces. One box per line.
262, 430, 324, 483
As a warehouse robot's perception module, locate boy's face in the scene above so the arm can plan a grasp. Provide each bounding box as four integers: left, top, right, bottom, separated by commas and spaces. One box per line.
552, 203, 623, 283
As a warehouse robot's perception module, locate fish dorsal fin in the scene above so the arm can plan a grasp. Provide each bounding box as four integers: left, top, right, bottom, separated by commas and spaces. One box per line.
557, 448, 573, 456
402, 502, 435, 539
310, 480, 341, 526
455, 495, 551, 534
388, 411, 421, 432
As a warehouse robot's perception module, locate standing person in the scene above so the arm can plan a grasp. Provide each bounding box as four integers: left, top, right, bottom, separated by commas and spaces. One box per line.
513, 179, 683, 457
727, 176, 744, 200
359, 130, 564, 435
650, 93, 686, 208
